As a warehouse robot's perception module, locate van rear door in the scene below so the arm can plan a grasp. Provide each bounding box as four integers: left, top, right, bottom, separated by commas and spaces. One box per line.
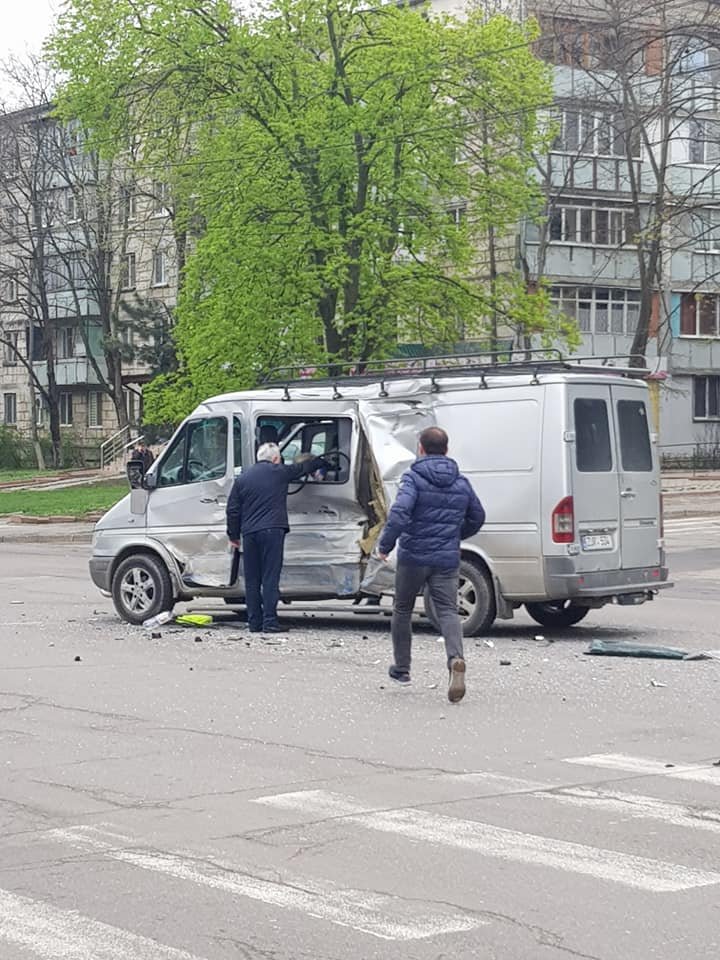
611, 385, 660, 569
569, 387, 621, 571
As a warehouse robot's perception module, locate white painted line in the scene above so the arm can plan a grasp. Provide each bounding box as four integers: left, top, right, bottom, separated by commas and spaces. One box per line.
0, 884, 204, 960
542, 788, 720, 833
565, 754, 720, 786
253, 789, 720, 893
50, 825, 482, 941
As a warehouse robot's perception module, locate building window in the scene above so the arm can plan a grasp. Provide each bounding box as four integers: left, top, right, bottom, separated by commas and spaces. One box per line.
549, 201, 638, 247
551, 286, 641, 335
119, 186, 137, 222
88, 390, 103, 428
121, 253, 136, 290
2, 205, 19, 235
688, 118, 720, 165
680, 293, 720, 337
694, 375, 720, 419
59, 392, 73, 426
5, 273, 19, 302
446, 204, 467, 227
693, 209, 720, 252
66, 190, 79, 221
3, 393, 17, 425
2, 331, 19, 365
152, 181, 170, 216
58, 326, 76, 359
556, 107, 641, 159
153, 249, 168, 286
35, 395, 47, 427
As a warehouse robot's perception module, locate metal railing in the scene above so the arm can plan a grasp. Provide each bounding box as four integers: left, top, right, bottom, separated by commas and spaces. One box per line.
100, 426, 142, 470
660, 442, 720, 474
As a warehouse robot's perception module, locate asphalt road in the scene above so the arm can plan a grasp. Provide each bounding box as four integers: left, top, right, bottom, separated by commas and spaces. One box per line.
0, 532, 719, 960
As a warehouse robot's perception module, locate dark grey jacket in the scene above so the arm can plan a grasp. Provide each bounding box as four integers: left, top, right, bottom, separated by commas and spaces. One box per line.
226, 458, 326, 539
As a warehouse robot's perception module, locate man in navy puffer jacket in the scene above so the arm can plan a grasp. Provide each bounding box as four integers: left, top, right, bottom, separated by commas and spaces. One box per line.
377, 427, 485, 702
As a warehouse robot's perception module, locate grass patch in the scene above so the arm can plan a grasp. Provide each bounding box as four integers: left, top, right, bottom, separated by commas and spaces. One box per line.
0, 482, 128, 518
0, 469, 63, 483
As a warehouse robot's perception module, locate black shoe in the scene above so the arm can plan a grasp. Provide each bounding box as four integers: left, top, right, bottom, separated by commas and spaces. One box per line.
448, 657, 466, 703
263, 625, 289, 634
248, 626, 263, 634
388, 665, 411, 684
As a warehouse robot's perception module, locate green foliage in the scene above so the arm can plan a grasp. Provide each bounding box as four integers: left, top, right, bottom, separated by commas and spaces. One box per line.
0, 426, 28, 469
50, 0, 567, 420
0, 482, 128, 517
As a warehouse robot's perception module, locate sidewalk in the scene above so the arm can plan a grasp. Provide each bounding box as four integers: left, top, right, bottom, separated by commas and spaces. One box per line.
0, 520, 94, 544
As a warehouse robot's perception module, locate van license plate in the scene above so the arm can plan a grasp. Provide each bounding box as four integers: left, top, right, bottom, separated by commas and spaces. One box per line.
582, 534, 613, 551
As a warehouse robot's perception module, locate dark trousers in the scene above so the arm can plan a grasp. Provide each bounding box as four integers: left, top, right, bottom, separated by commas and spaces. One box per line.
242, 529, 286, 630
391, 562, 464, 672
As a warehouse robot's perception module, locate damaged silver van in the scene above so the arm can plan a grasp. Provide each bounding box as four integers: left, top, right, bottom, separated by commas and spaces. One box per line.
89, 354, 671, 632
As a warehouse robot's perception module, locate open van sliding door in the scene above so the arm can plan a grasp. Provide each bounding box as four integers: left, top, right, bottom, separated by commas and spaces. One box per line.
610, 385, 661, 569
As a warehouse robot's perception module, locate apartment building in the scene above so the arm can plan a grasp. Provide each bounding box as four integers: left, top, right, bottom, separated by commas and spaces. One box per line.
0, 104, 177, 461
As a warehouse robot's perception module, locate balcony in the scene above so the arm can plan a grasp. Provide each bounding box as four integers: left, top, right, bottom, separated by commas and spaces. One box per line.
33, 356, 107, 387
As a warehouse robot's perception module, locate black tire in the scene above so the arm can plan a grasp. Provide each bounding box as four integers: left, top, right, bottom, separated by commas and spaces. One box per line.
424, 558, 496, 637
111, 553, 174, 626
525, 600, 590, 629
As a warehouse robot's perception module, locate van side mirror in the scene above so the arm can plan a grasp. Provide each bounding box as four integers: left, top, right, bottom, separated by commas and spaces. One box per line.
126, 458, 145, 489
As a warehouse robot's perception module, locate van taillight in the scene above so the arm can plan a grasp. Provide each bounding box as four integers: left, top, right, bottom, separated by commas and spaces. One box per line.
552, 496, 574, 543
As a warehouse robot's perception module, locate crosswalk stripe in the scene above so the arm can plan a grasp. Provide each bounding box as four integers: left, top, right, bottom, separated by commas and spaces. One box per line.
50, 825, 483, 941
565, 754, 720, 785
252, 790, 720, 892
439, 772, 720, 834
0, 885, 204, 960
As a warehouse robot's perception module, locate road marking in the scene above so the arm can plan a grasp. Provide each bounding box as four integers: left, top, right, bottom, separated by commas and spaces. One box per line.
0, 884, 204, 960
50, 825, 482, 941
253, 790, 720, 892
565, 754, 720, 785
540, 787, 720, 832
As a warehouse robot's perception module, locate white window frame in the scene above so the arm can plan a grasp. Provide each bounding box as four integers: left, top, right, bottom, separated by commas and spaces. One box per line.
3, 392, 17, 425
35, 395, 47, 427
66, 190, 79, 222
5, 273, 19, 303
550, 201, 637, 248
59, 392, 73, 426
446, 203, 467, 227
152, 249, 168, 287
551, 286, 641, 336
555, 107, 642, 159
88, 390, 103, 428
679, 292, 720, 338
58, 326, 76, 360
693, 374, 720, 420
152, 180, 170, 217
2, 330, 19, 365
121, 252, 137, 290
694, 208, 720, 252
687, 118, 720, 166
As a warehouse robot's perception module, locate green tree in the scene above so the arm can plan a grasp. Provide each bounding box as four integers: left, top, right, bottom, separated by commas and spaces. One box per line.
50, 0, 561, 420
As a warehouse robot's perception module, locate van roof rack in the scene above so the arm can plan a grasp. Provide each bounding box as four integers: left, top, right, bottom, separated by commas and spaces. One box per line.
261, 351, 650, 389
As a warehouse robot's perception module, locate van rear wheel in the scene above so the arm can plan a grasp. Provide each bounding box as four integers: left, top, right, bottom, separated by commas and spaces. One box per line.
112, 554, 174, 626
424, 559, 496, 637
525, 600, 589, 629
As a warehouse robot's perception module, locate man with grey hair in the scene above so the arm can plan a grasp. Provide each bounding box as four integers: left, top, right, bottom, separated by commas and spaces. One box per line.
227, 442, 329, 633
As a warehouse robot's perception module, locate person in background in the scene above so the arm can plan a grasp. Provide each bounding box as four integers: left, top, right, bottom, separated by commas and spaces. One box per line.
377, 426, 485, 703
227, 442, 329, 634
133, 441, 154, 472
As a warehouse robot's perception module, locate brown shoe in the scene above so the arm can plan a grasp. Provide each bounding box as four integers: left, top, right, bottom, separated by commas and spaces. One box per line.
448, 657, 466, 703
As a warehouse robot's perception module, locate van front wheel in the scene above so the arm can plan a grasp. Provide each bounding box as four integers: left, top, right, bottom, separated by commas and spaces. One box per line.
525, 600, 589, 629
112, 554, 174, 625
424, 559, 496, 637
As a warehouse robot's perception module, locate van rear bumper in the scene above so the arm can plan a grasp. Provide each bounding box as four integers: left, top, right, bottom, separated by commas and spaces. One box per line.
544, 558, 671, 600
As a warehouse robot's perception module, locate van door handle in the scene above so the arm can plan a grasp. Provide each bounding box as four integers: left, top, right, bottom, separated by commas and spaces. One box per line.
620, 489, 636, 499
200, 496, 227, 505
318, 505, 338, 516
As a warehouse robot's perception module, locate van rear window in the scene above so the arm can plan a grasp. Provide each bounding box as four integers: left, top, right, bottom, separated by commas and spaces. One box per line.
617, 400, 652, 471
574, 398, 612, 472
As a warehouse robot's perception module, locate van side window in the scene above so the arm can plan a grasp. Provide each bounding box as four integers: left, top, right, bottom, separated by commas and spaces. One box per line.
574, 398, 612, 472
233, 415, 243, 469
255, 415, 352, 483
157, 417, 228, 486
617, 400, 652, 472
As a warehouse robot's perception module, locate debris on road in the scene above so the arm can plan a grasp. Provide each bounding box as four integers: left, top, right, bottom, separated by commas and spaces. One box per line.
650, 679, 667, 687
73, 655, 81, 662
586, 639, 689, 660
500, 659, 512, 666
587, 639, 720, 661
176, 614, 214, 627
142, 611, 173, 629
151, 632, 161, 639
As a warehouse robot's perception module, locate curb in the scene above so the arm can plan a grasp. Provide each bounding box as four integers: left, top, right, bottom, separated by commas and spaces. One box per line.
0, 531, 93, 544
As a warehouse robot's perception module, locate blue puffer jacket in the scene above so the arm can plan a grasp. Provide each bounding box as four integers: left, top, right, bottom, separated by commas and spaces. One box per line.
378, 455, 486, 569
